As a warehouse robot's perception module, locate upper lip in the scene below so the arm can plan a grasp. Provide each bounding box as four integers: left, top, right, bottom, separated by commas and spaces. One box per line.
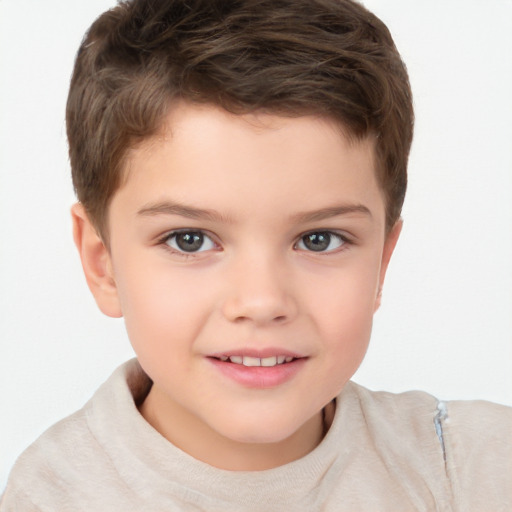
208, 348, 306, 359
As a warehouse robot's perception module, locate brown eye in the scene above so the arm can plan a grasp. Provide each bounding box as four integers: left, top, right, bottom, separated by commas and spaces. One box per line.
166, 231, 215, 253
297, 231, 345, 252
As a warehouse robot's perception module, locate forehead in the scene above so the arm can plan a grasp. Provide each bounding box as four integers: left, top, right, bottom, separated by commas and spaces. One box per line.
125, 101, 375, 165
116, 102, 384, 224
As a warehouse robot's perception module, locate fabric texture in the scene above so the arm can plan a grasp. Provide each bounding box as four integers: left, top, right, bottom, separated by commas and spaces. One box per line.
1, 359, 511, 511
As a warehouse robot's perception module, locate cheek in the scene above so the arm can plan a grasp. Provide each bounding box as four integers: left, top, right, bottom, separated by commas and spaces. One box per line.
308, 256, 380, 331
318, 297, 374, 375
308, 259, 379, 379
313, 305, 373, 403
115, 258, 214, 356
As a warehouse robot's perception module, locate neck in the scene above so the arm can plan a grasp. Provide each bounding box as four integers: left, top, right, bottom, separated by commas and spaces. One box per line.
139, 386, 331, 471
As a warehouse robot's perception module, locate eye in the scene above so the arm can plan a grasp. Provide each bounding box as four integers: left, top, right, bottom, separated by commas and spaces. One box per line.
165, 230, 216, 253
296, 231, 346, 252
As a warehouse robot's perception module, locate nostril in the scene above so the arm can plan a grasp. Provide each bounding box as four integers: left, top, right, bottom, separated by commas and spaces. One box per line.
222, 294, 297, 325
231, 314, 287, 324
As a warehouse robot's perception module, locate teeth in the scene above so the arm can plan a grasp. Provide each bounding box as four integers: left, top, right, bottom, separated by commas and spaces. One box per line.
261, 356, 277, 367
219, 355, 294, 366
243, 356, 261, 367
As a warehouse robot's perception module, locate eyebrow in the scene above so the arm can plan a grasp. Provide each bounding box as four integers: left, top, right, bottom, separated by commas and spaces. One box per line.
291, 204, 372, 223
137, 201, 230, 222
137, 201, 371, 223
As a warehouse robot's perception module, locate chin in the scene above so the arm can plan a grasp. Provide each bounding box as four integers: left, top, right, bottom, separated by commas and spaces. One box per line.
231, 429, 293, 445
213, 413, 312, 446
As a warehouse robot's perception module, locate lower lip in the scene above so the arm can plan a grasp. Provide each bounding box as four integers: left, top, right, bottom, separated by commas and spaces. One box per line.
208, 358, 306, 389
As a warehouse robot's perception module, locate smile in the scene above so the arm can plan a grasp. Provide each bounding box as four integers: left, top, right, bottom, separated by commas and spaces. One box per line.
216, 355, 295, 367
209, 353, 306, 388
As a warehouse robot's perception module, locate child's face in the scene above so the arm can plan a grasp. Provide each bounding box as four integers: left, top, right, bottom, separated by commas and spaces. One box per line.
80, 102, 400, 459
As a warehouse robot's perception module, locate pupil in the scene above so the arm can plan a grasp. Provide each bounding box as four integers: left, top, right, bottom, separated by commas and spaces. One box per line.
304, 232, 330, 251
176, 232, 203, 252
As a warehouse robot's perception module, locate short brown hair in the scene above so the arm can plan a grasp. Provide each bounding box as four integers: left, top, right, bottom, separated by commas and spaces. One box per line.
67, 0, 413, 239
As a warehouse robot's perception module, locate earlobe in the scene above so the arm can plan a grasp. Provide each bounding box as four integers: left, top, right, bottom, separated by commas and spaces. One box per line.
71, 203, 123, 318
374, 219, 403, 312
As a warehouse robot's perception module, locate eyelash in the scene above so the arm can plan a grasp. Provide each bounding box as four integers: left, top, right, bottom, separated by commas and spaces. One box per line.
158, 230, 219, 258
294, 230, 351, 253
157, 229, 352, 257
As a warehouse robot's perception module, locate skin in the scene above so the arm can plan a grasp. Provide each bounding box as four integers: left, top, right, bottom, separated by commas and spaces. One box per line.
72, 102, 401, 471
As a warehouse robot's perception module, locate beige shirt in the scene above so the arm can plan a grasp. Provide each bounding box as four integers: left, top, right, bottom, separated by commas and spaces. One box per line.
2, 359, 511, 511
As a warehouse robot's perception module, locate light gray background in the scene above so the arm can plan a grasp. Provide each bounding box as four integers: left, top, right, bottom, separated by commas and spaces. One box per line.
1, 0, 511, 490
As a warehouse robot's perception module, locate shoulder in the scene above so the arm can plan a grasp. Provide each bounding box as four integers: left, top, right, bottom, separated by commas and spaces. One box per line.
1, 406, 106, 510
440, 397, 512, 450
1, 360, 147, 511
346, 381, 512, 444
344, 382, 447, 471
345, 381, 442, 443
441, 399, 512, 510
441, 397, 512, 440
344, 382, 512, 510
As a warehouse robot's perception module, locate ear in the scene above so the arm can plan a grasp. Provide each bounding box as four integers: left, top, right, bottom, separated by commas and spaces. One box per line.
71, 203, 123, 318
374, 219, 403, 312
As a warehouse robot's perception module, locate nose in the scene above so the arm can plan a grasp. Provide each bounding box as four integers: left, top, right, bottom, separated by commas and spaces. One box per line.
221, 254, 298, 326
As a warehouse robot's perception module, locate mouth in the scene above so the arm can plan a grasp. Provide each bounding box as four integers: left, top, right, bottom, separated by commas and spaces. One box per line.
212, 355, 297, 367
207, 352, 306, 388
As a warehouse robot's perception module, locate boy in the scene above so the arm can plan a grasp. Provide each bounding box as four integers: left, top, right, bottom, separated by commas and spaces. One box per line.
1, 0, 511, 510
